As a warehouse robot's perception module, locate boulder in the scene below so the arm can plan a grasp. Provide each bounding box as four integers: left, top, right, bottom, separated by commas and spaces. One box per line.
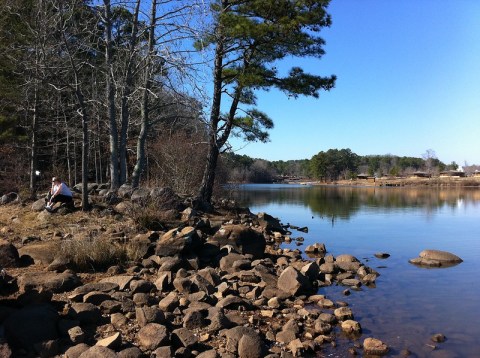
341, 320, 362, 334
137, 323, 169, 351
64, 343, 90, 358
131, 188, 151, 202
277, 266, 312, 296
150, 187, 184, 211
18, 240, 61, 265
155, 226, 202, 257
1, 192, 18, 205
419, 249, 462, 262
18, 271, 81, 293
409, 249, 463, 267
32, 198, 47, 212
212, 225, 266, 259
95, 332, 122, 350
224, 326, 264, 357
78, 346, 117, 358
69, 303, 102, 324
172, 327, 198, 349
118, 347, 143, 358
4, 304, 59, 349
363, 337, 389, 356
0, 239, 20, 267
304, 242, 326, 255
136, 306, 165, 327
257, 212, 285, 233
100, 275, 135, 291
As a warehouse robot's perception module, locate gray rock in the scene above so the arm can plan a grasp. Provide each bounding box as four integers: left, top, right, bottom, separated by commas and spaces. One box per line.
117, 347, 143, 358
4, 304, 59, 350
68, 326, 85, 344
172, 327, 198, 349
158, 291, 179, 312
78, 346, 117, 358
213, 225, 266, 259
131, 188, 151, 202
137, 323, 169, 351
154, 272, 172, 292
18, 240, 61, 265
420, 249, 462, 262
304, 243, 326, 255
196, 350, 219, 358
224, 326, 263, 356
155, 227, 202, 257
0, 239, 20, 267
363, 337, 389, 356
18, 271, 81, 293
431, 333, 446, 343
32, 198, 47, 211
130, 279, 156, 294
100, 275, 135, 290
183, 309, 207, 330
83, 291, 112, 305
118, 347, 143, 358
277, 266, 312, 296
136, 306, 165, 327
238, 332, 264, 358
95, 332, 122, 350
341, 320, 362, 334
334, 307, 354, 321
65, 343, 90, 358
257, 212, 285, 233
69, 303, 102, 324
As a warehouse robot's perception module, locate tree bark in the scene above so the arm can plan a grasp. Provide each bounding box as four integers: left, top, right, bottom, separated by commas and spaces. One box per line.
131, 0, 156, 189
119, 0, 141, 185
104, 0, 119, 190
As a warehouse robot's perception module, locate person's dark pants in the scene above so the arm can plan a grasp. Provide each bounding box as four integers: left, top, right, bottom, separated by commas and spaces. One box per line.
51, 194, 73, 204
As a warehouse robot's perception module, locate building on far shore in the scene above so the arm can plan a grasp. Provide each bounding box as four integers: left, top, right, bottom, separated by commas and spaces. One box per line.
357, 173, 375, 183
410, 172, 432, 178
472, 170, 480, 178
439, 170, 466, 178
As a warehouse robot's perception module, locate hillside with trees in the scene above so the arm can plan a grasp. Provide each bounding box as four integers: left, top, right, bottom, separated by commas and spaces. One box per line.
222, 148, 461, 183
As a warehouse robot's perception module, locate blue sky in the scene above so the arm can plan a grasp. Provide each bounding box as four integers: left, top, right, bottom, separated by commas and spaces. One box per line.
230, 0, 480, 165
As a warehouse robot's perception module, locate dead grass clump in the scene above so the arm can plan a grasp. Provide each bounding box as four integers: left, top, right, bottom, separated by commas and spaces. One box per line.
61, 237, 128, 272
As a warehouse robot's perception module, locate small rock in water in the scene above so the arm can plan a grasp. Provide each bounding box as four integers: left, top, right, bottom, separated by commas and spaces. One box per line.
374, 252, 390, 259
431, 333, 446, 343
363, 337, 389, 356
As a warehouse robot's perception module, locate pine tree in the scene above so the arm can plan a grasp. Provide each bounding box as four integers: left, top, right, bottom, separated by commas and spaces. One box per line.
196, 0, 336, 206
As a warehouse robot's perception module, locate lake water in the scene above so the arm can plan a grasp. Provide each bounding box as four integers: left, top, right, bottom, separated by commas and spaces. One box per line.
230, 184, 480, 357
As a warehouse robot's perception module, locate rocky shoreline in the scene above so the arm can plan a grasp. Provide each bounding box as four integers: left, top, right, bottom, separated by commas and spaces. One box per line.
0, 188, 456, 357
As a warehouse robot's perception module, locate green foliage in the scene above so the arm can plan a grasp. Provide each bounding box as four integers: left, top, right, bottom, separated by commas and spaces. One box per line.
202, 0, 336, 144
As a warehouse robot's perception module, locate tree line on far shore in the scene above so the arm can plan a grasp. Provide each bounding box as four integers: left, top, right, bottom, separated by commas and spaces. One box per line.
223, 148, 476, 183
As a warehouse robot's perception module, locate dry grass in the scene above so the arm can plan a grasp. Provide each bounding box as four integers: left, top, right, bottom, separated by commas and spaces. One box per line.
60, 237, 128, 271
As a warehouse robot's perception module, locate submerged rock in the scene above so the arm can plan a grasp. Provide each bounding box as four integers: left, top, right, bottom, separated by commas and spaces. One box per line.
409, 249, 463, 268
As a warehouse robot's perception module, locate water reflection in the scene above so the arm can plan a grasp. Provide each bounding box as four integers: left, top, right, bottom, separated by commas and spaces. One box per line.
231, 185, 480, 221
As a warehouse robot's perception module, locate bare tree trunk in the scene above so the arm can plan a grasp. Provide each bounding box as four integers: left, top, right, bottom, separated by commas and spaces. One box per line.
29, 85, 39, 198
119, 0, 141, 185
64, 109, 72, 185
104, 0, 119, 190
131, 0, 156, 189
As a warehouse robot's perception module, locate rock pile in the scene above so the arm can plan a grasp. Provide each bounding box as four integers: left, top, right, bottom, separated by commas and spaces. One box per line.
1, 199, 391, 357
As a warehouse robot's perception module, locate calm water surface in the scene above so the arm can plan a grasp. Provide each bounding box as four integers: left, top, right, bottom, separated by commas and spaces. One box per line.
231, 184, 480, 357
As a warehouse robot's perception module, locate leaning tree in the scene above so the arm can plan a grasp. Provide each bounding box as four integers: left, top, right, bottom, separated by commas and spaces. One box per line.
196, 0, 336, 207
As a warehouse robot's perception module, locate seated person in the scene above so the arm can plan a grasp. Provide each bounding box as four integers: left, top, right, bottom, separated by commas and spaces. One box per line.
46, 177, 73, 210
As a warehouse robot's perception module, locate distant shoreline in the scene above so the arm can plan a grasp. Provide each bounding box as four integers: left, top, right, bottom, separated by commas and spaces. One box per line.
290, 177, 480, 188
